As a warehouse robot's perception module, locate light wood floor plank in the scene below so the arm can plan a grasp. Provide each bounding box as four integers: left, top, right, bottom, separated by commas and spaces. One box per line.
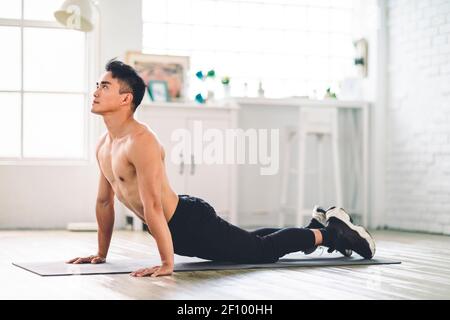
1, 230, 449, 299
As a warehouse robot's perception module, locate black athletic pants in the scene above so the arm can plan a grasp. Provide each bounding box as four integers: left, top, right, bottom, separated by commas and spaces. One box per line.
167, 194, 316, 264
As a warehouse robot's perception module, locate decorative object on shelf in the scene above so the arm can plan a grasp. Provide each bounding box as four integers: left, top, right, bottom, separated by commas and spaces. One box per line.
148, 80, 169, 102
354, 38, 368, 78
196, 69, 216, 81
221, 76, 230, 85
126, 51, 190, 102
195, 93, 206, 104
257, 80, 265, 98
195, 69, 216, 103
221, 76, 231, 99
324, 87, 337, 99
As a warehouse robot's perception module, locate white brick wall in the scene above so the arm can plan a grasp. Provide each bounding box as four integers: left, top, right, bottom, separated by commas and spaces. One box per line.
386, 0, 450, 234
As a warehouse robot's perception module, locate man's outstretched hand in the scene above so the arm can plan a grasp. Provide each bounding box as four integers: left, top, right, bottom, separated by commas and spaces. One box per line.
66, 255, 106, 264
130, 263, 174, 277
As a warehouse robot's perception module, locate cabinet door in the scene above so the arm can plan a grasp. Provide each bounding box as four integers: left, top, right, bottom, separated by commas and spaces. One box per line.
138, 114, 187, 195
185, 118, 231, 217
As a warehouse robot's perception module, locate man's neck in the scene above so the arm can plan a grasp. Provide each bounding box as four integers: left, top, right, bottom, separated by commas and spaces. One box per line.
103, 111, 136, 140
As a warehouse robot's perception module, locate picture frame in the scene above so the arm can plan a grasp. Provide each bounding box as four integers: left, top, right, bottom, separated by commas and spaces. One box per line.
125, 51, 190, 102
148, 80, 169, 102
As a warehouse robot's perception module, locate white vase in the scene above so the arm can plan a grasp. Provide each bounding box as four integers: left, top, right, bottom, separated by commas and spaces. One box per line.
223, 85, 230, 99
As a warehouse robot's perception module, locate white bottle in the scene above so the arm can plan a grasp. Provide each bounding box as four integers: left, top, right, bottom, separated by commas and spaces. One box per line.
258, 80, 265, 98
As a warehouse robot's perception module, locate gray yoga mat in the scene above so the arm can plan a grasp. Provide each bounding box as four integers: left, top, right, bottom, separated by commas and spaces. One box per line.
13, 253, 401, 277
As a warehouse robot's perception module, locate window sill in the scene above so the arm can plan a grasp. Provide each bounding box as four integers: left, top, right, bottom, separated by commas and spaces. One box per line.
0, 159, 94, 166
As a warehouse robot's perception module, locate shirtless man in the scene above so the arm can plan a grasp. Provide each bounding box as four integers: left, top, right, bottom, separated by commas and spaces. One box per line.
67, 60, 376, 277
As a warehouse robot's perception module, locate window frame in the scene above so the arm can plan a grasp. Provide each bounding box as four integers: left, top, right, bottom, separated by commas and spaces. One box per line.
0, 1, 95, 166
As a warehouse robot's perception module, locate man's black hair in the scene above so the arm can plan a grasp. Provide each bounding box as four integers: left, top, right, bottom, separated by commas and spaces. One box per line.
105, 59, 146, 112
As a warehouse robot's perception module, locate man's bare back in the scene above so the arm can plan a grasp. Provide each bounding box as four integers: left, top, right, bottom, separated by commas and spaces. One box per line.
96, 123, 179, 224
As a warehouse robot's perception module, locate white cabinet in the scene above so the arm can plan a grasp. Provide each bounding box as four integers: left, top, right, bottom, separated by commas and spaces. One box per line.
184, 117, 232, 215
142, 115, 186, 194
127, 102, 238, 228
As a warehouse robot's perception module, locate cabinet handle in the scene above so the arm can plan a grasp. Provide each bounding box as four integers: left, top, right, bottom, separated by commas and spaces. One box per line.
190, 154, 195, 175
179, 152, 184, 175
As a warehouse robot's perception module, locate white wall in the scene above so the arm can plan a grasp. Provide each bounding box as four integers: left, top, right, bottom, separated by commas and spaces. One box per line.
385, 0, 450, 234
0, 0, 142, 229
98, 0, 142, 67
8, 0, 448, 234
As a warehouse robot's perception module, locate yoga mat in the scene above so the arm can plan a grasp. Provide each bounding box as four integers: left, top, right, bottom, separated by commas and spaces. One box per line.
13, 253, 401, 277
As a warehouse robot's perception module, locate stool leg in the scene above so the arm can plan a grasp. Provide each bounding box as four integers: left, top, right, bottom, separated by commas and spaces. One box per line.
297, 127, 306, 227
279, 128, 291, 227
317, 134, 324, 205
332, 120, 343, 208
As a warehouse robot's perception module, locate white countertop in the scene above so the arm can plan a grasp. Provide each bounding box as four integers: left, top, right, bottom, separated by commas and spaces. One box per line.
233, 97, 370, 109
140, 100, 239, 110
140, 97, 370, 110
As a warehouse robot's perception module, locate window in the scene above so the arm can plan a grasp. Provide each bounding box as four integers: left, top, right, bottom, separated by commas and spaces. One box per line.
142, 0, 356, 99
0, 0, 89, 160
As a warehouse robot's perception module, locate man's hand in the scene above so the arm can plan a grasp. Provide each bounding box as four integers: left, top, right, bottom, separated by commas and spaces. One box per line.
66, 255, 106, 264
130, 263, 174, 277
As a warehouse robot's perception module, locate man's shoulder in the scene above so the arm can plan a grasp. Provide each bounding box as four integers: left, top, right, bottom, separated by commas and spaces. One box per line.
132, 125, 159, 145
99, 131, 109, 143
128, 126, 161, 155
95, 132, 109, 154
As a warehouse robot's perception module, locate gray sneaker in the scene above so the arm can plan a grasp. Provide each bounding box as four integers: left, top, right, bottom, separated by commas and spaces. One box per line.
325, 207, 375, 259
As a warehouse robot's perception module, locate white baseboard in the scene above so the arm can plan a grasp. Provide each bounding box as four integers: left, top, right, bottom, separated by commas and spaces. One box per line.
66, 222, 98, 232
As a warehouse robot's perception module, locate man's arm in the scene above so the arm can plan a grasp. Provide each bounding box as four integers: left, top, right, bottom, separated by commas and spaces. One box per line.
95, 167, 115, 259
128, 132, 174, 277
67, 135, 115, 264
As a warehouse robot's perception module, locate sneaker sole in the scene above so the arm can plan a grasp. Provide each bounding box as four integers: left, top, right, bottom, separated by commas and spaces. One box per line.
326, 208, 376, 259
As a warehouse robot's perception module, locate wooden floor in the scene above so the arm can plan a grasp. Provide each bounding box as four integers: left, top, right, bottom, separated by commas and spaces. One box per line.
1, 229, 450, 300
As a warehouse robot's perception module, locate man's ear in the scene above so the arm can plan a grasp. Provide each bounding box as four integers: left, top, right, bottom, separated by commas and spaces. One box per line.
121, 92, 134, 106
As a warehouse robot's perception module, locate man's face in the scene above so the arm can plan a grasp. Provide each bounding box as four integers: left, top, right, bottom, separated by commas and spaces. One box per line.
91, 72, 132, 115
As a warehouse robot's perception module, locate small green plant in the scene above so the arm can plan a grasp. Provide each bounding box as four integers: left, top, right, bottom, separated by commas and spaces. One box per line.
325, 87, 337, 99
221, 76, 230, 85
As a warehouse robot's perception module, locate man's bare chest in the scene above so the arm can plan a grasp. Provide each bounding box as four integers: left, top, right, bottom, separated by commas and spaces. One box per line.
98, 143, 136, 185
